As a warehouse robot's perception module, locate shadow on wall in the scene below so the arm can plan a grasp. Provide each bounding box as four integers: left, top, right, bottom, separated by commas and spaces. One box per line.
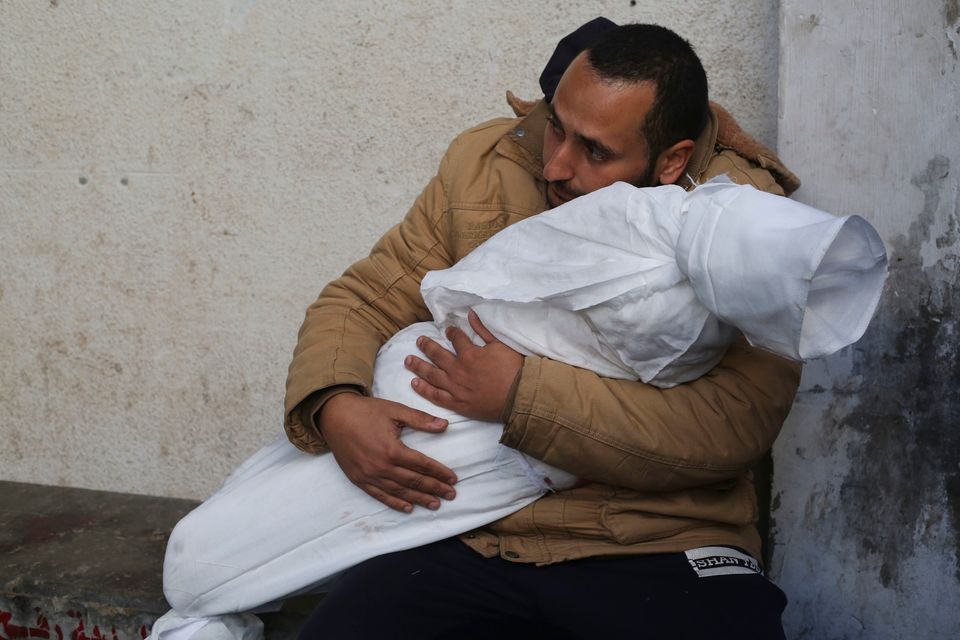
815, 155, 959, 588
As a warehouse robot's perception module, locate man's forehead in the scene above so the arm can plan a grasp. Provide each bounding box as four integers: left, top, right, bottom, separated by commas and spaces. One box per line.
549, 78, 651, 153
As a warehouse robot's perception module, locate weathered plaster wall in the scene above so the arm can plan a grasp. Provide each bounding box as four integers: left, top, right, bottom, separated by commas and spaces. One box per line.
0, 1, 780, 499
772, 1, 960, 637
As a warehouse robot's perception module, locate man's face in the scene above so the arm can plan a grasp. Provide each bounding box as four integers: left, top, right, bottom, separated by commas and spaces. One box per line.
542, 53, 658, 208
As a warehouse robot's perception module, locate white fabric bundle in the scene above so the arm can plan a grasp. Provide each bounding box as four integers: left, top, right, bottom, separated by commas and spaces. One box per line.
152, 180, 887, 640
423, 180, 887, 386
676, 180, 888, 361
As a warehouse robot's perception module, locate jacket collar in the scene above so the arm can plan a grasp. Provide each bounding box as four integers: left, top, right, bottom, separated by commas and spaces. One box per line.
683, 106, 719, 189
495, 99, 550, 182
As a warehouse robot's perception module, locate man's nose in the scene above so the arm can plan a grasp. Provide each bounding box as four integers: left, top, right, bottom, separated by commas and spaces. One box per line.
543, 141, 575, 183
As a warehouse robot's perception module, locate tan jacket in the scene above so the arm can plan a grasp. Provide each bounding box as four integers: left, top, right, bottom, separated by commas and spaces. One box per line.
284, 97, 802, 565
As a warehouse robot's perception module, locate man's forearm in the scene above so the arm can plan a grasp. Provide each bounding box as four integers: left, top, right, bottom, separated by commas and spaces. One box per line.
500, 339, 801, 492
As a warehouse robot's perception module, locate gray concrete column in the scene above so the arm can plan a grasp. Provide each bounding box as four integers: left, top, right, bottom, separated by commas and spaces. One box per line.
773, 1, 960, 637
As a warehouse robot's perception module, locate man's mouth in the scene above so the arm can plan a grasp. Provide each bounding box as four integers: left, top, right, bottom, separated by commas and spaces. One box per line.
547, 183, 579, 206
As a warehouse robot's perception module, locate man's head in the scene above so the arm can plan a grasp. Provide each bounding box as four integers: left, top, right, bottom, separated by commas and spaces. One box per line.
542, 24, 709, 207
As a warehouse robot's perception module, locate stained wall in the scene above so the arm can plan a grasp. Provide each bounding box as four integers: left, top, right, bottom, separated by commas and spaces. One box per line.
771, 1, 960, 637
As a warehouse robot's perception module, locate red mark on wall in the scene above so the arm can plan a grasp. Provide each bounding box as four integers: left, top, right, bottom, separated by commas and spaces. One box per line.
1, 608, 128, 640
1, 609, 54, 640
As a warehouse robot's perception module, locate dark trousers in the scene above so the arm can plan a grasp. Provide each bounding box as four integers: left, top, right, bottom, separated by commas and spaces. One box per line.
298, 537, 787, 640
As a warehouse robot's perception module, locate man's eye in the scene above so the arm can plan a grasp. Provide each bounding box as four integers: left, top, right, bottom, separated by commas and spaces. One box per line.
589, 148, 610, 162
547, 116, 564, 136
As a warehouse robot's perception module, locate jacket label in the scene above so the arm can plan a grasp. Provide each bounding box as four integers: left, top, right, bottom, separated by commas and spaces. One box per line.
685, 546, 763, 578
453, 219, 507, 252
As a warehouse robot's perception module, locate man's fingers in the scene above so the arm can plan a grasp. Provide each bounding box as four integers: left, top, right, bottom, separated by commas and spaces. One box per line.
399, 446, 458, 485
446, 325, 476, 354
403, 356, 462, 411
363, 463, 457, 511
391, 399, 448, 433
410, 377, 457, 410
322, 395, 460, 513
362, 484, 413, 513
392, 467, 457, 502
415, 336, 457, 370
377, 477, 443, 511
405, 354, 450, 392
468, 309, 497, 344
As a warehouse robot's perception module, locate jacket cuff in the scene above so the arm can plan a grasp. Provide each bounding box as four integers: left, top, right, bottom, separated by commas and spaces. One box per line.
500, 356, 555, 456
497, 362, 525, 424
304, 385, 365, 431
290, 385, 364, 453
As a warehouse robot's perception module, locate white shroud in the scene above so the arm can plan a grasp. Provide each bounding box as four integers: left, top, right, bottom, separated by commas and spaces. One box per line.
421, 180, 887, 386
153, 181, 887, 638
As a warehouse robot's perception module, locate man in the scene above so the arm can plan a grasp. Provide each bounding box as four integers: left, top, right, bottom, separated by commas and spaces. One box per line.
286, 22, 800, 639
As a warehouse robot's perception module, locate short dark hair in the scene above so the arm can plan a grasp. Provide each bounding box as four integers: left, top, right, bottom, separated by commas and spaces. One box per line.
585, 24, 709, 161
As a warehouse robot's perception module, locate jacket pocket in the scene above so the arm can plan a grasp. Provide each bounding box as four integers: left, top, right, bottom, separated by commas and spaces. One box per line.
600, 503, 702, 545
600, 480, 757, 545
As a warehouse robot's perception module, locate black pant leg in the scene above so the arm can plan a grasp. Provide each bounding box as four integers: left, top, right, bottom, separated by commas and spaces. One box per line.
298, 538, 544, 640
533, 552, 787, 640
299, 540, 787, 640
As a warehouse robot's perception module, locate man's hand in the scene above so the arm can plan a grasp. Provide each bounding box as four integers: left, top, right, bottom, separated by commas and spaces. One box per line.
405, 309, 523, 422
319, 393, 458, 513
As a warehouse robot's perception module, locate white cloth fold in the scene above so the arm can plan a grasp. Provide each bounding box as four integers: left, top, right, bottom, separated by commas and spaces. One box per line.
151, 180, 887, 640
148, 611, 263, 640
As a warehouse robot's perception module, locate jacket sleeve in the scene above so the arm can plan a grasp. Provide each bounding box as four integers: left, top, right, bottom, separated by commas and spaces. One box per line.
283, 155, 456, 453
501, 339, 800, 492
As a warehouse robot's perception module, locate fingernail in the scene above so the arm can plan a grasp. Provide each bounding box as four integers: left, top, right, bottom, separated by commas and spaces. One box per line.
444, 491, 456, 500
428, 501, 440, 510
411, 379, 420, 388
403, 504, 413, 513
417, 337, 424, 347
448, 476, 458, 484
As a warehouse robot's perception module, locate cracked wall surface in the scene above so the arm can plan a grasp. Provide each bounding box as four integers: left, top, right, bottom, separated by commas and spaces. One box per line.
0, 1, 779, 499
773, 1, 960, 638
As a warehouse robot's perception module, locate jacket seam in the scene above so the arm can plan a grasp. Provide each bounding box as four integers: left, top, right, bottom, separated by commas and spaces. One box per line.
448, 201, 542, 215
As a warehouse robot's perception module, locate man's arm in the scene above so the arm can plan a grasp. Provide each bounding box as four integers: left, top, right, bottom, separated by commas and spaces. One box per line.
501, 339, 800, 492
284, 147, 464, 512
284, 162, 455, 450
408, 323, 800, 493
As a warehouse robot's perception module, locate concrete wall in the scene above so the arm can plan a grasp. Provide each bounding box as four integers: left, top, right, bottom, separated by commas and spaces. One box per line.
0, 1, 780, 499
771, 1, 960, 637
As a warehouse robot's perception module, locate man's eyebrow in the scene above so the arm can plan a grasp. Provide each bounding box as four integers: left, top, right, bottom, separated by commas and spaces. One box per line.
546, 102, 563, 126
578, 133, 619, 158
547, 103, 621, 158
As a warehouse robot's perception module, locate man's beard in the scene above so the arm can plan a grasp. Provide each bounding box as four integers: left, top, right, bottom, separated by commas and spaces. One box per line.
632, 159, 659, 190
546, 159, 659, 209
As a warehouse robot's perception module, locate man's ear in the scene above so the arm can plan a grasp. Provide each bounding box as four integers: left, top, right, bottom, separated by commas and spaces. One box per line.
653, 139, 696, 185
